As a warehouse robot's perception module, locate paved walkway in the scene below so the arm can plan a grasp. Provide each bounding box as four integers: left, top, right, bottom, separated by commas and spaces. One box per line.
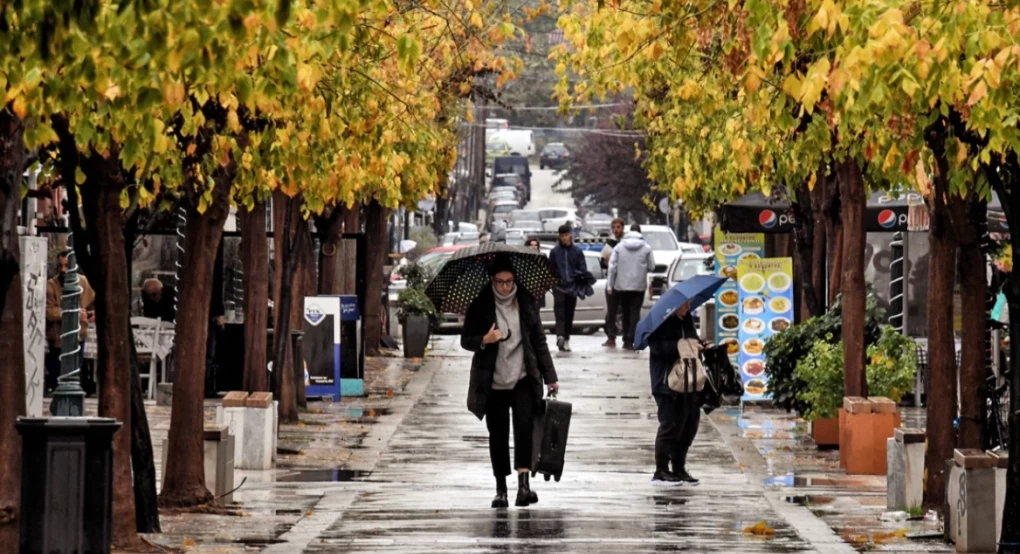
284, 335, 831, 553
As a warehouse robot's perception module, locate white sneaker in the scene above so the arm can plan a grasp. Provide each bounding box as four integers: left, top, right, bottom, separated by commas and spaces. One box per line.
556, 336, 565, 351
563, 339, 572, 352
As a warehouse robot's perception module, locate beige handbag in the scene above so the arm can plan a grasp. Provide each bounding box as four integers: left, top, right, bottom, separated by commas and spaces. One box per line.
667, 338, 707, 394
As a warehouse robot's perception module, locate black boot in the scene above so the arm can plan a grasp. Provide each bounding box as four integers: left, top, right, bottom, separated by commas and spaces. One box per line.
516, 472, 539, 507
492, 475, 509, 508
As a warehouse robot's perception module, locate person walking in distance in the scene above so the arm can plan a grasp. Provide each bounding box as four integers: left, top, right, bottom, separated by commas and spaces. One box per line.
608, 224, 655, 350
600, 218, 626, 347
461, 257, 559, 508
549, 224, 586, 352
647, 301, 702, 486
45, 251, 95, 393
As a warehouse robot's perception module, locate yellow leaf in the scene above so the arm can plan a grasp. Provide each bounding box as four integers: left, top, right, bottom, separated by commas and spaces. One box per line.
119, 190, 131, 210
744, 67, 763, 93
104, 84, 121, 102
11, 95, 27, 119
469, 11, 483, 28
743, 521, 776, 536
808, 171, 818, 191
227, 110, 242, 133
782, 74, 803, 100
967, 80, 988, 106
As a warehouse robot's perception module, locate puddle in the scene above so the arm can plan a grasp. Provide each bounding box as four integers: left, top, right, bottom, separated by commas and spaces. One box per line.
343, 407, 393, 418
784, 495, 836, 506
277, 469, 371, 482
762, 473, 795, 487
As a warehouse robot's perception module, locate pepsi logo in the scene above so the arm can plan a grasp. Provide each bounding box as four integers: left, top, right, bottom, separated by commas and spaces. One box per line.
758, 210, 793, 229
877, 209, 907, 229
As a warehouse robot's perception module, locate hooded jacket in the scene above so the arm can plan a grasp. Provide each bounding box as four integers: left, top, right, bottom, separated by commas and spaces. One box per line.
608, 231, 655, 292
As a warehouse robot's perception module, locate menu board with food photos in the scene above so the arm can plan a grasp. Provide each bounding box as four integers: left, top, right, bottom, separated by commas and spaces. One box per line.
713, 229, 765, 366
736, 258, 794, 401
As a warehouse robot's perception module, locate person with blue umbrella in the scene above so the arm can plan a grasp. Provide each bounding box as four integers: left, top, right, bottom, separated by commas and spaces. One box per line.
634, 275, 727, 486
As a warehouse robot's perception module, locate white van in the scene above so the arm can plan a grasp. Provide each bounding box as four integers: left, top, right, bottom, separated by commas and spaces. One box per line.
490, 130, 534, 157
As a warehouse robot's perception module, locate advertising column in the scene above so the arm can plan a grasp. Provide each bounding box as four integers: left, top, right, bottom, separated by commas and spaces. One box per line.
713, 229, 765, 366
736, 258, 794, 401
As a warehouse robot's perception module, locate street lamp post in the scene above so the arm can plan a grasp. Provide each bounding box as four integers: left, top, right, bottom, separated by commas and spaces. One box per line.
50, 234, 86, 417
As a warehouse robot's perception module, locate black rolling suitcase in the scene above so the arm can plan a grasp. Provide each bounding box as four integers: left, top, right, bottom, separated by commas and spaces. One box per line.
531, 393, 572, 482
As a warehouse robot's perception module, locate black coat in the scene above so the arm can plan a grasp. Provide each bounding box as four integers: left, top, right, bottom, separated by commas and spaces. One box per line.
461, 287, 558, 420
648, 314, 699, 395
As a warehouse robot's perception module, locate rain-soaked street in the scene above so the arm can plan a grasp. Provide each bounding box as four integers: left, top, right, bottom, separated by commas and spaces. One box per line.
268, 334, 843, 553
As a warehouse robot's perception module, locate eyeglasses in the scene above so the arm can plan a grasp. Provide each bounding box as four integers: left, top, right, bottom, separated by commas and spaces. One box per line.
493, 278, 514, 286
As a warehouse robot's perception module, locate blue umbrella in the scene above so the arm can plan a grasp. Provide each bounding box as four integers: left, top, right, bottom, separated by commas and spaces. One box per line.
633, 275, 729, 351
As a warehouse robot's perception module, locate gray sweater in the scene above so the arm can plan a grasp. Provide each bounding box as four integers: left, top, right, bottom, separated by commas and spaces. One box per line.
492, 285, 524, 390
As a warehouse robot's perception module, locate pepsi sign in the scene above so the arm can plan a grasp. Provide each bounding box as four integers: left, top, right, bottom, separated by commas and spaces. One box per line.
876, 209, 907, 229
758, 209, 794, 230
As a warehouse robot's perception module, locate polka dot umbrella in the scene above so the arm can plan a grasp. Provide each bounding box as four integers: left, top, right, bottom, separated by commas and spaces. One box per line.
424, 242, 559, 314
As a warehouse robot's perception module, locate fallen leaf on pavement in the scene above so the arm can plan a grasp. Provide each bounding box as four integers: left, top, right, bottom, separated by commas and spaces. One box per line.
872, 529, 908, 544
742, 521, 775, 536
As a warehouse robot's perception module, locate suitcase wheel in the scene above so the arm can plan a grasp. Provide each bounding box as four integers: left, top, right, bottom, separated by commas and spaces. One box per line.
554, 473, 561, 482
544, 474, 551, 481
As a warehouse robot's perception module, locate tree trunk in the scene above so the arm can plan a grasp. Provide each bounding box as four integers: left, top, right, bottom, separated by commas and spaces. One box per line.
810, 173, 829, 314
980, 157, 1020, 551
79, 155, 138, 545
791, 179, 822, 319
129, 312, 161, 532
923, 147, 958, 508
291, 218, 313, 409
364, 200, 389, 355
0, 109, 27, 546
272, 191, 300, 424
824, 173, 843, 305
837, 159, 867, 398
341, 206, 360, 296
241, 202, 270, 393
160, 163, 234, 507
317, 206, 345, 295
951, 194, 987, 450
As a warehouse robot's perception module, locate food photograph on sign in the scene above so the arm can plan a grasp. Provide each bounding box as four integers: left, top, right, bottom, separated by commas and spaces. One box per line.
735, 258, 795, 400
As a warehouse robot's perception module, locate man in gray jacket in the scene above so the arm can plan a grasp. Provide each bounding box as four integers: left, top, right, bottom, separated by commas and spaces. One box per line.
608, 224, 655, 349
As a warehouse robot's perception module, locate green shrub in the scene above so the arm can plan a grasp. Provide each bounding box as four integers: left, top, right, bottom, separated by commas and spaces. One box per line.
763, 289, 884, 414
794, 326, 917, 421
397, 286, 438, 323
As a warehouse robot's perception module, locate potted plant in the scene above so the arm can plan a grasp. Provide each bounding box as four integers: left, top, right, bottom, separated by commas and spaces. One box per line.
396, 262, 437, 358
763, 290, 885, 446
794, 326, 917, 450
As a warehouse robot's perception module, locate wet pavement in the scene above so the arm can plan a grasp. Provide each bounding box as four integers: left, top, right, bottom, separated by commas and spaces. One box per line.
296, 336, 823, 553
712, 407, 952, 553
83, 334, 955, 552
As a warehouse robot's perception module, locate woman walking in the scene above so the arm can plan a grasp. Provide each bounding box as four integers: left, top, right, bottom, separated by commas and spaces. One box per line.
461, 256, 559, 508
647, 300, 702, 486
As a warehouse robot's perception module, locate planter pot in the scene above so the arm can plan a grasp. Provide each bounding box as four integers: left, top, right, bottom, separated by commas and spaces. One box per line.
810, 416, 840, 448
402, 315, 430, 358
840, 397, 901, 475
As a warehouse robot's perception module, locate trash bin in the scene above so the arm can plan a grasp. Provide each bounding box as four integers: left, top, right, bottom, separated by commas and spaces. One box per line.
339, 296, 363, 397
17, 417, 121, 554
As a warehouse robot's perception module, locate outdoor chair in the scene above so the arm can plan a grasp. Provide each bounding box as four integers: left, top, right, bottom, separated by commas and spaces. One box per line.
131, 317, 175, 399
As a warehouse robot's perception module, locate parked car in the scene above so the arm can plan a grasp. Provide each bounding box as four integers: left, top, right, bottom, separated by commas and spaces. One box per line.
493, 156, 532, 202
642, 252, 715, 319
505, 229, 528, 246
539, 207, 583, 232
539, 142, 571, 170
488, 186, 520, 205
488, 200, 519, 230
389, 245, 471, 331
485, 137, 511, 166
509, 209, 542, 231
538, 250, 607, 333
582, 213, 614, 236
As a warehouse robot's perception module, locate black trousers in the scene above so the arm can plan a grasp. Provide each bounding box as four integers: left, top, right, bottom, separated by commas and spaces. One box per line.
615, 290, 644, 344
553, 289, 577, 340
486, 379, 535, 476
604, 288, 619, 339
653, 392, 701, 471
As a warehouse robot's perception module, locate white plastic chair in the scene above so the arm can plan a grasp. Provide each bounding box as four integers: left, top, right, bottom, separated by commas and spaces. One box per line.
131, 317, 162, 399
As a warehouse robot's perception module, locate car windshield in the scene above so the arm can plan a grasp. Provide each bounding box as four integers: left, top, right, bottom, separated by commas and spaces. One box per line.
540, 209, 569, 219
495, 159, 529, 176
487, 140, 508, 151
544, 144, 567, 154
493, 204, 516, 214
671, 258, 711, 282
511, 210, 541, 222
494, 175, 521, 186
644, 230, 678, 251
